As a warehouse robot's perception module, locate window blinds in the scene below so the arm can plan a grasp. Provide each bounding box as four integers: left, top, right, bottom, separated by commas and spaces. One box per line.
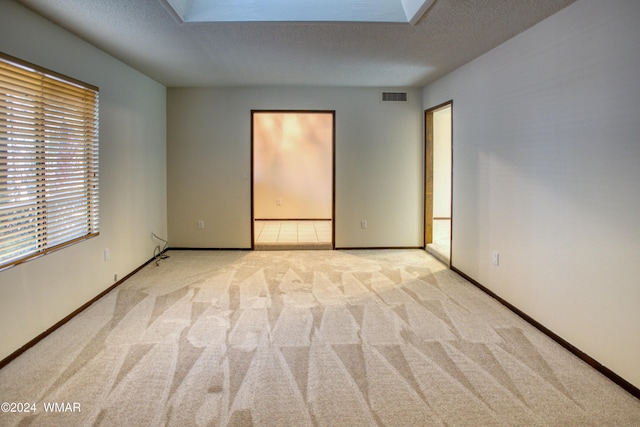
0, 53, 99, 270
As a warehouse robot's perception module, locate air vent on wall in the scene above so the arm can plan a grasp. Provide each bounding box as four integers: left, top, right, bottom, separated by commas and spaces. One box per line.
381, 91, 408, 102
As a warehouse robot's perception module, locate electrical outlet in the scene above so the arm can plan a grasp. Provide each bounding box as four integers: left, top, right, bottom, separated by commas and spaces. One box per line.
276, 198, 282, 206
492, 251, 500, 266
197, 220, 205, 229
361, 220, 368, 229
104, 248, 110, 261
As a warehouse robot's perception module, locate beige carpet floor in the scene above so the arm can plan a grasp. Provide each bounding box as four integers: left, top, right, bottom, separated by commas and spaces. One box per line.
1, 249, 639, 426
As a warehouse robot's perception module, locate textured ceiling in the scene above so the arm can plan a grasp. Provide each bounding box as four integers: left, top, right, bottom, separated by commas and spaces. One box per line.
16, 0, 577, 88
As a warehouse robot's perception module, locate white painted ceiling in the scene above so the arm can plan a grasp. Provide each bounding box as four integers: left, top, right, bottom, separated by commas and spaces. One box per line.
16, 0, 577, 87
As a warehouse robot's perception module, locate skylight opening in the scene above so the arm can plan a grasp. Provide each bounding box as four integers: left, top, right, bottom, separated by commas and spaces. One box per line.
163, 0, 435, 24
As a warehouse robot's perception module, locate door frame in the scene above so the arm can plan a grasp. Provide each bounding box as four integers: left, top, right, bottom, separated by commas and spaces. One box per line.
250, 110, 336, 249
424, 100, 453, 263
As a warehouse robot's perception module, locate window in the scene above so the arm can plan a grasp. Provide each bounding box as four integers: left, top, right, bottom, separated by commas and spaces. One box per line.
0, 53, 99, 270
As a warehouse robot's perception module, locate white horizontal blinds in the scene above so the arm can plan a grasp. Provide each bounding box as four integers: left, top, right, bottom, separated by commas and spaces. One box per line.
0, 53, 99, 269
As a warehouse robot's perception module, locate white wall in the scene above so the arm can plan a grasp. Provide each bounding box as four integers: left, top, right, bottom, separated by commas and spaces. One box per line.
433, 106, 451, 218
254, 112, 333, 219
167, 87, 422, 248
423, 0, 640, 388
0, 1, 167, 361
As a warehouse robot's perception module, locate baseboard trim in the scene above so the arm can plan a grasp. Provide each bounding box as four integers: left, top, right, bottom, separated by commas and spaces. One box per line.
171, 246, 425, 251
255, 242, 333, 251
254, 218, 332, 221
450, 265, 640, 400
168, 247, 252, 251
335, 246, 423, 250
0, 256, 157, 370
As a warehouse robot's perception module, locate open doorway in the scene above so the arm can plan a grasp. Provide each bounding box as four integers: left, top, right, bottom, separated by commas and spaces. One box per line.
251, 111, 335, 250
425, 101, 452, 264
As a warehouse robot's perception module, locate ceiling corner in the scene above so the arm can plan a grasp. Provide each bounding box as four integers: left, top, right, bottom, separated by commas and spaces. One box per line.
401, 0, 436, 25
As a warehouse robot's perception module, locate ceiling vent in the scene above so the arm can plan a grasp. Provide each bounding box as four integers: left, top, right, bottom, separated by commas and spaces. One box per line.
381, 91, 408, 102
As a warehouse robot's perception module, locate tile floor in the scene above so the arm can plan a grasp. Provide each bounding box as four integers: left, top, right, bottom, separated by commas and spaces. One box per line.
427, 218, 451, 264
254, 220, 332, 244
254, 219, 449, 255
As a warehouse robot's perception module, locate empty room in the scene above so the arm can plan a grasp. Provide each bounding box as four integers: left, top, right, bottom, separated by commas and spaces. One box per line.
1, 0, 639, 425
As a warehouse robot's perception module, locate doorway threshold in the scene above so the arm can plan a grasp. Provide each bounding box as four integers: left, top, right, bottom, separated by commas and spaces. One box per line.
255, 242, 333, 251
426, 244, 449, 266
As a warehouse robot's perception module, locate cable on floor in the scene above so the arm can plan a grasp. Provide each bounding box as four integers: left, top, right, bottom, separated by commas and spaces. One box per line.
152, 233, 169, 266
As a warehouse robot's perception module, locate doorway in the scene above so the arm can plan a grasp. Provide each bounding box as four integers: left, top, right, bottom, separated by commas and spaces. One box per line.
251, 111, 335, 250
425, 101, 452, 264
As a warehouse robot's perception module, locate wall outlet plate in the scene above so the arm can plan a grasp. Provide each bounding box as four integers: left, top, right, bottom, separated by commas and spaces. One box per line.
492, 251, 499, 266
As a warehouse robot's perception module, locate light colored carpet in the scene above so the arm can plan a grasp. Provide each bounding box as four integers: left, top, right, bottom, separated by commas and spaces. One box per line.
1, 249, 639, 426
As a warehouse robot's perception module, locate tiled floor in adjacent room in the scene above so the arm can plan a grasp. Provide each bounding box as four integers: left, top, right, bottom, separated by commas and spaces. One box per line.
427, 218, 451, 264
254, 220, 332, 247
